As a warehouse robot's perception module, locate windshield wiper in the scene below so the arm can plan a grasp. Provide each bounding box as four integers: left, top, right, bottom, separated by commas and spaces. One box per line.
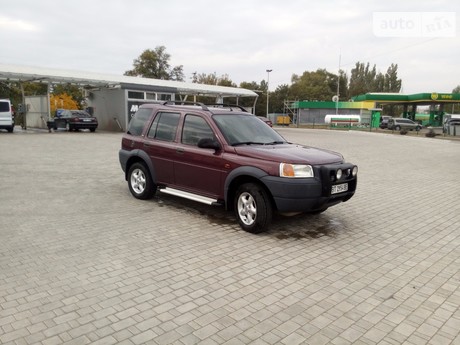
263, 141, 286, 145
232, 141, 265, 146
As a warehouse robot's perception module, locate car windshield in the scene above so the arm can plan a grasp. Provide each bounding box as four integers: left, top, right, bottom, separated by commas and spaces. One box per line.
213, 114, 287, 146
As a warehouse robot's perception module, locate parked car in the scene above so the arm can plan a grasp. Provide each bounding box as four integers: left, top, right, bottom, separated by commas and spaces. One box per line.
257, 116, 273, 127
53, 110, 98, 132
119, 102, 358, 234
0, 99, 14, 133
443, 118, 460, 134
387, 118, 422, 131
379, 115, 391, 129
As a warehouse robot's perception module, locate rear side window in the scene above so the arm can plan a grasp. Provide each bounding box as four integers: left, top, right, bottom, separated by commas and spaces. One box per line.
147, 112, 180, 141
128, 108, 152, 136
0, 101, 10, 112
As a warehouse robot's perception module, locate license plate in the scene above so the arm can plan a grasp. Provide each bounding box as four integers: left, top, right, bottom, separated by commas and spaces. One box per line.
331, 183, 348, 194
83, 119, 91, 122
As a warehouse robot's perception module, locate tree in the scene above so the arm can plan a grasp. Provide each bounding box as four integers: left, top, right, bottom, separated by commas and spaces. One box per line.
270, 84, 291, 114
289, 69, 338, 102
348, 62, 377, 97
239, 81, 265, 116
192, 72, 236, 87
348, 62, 401, 97
383, 64, 402, 92
50, 93, 79, 113
124, 46, 184, 81
451, 85, 460, 113
52, 83, 85, 109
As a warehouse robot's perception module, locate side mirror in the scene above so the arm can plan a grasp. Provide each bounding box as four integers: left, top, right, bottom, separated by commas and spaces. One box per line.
198, 138, 221, 151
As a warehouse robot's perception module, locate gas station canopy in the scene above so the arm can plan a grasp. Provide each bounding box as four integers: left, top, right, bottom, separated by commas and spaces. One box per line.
0, 63, 258, 98
352, 92, 460, 126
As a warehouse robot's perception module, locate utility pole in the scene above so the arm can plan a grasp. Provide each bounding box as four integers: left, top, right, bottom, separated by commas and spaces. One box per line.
266, 69, 272, 116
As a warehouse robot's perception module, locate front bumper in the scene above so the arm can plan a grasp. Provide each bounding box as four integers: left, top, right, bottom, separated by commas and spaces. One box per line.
261, 163, 357, 213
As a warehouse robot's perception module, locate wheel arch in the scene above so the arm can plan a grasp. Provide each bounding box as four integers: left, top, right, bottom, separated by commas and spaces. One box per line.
124, 150, 156, 183
224, 167, 275, 212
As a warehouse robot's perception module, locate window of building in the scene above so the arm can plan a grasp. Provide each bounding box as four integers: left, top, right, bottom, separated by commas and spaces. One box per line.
128, 91, 144, 100
158, 93, 172, 101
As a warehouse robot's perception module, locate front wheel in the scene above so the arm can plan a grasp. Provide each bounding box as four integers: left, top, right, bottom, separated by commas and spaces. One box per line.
394, 125, 401, 131
234, 183, 272, 234
128, 162, 156, 200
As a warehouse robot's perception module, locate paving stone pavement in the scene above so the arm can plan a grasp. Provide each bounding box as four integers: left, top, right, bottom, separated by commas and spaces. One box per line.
0, 127, 459, 345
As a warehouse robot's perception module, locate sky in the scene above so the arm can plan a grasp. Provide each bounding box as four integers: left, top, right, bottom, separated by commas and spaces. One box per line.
0, 0, 459, 95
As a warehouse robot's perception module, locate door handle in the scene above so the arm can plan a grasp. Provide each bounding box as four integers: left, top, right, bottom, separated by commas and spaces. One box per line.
176, 147, 184, 154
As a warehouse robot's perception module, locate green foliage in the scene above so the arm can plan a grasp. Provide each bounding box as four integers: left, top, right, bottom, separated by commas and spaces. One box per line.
450, 85, 460, 113
0, 82, 21, 106
124, 46, 184, 81
191, 72, 236, 87
349, 62, 401, 96
290, 69, 339, 102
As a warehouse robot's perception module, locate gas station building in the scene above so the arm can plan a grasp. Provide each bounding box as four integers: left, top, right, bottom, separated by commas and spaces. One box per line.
287, 92, 460, 128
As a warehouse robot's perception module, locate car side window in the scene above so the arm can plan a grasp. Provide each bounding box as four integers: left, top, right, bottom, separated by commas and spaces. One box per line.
181, 115, 215, 146
127, 108, 152, 136
147, 112, 180, 141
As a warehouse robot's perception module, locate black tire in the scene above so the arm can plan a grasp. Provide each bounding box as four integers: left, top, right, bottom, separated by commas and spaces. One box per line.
234, 183, 272, 233
7, 126, 13, 133
90, 128, 96, 132
127, 162, 156, 200
395, 125, 401, 131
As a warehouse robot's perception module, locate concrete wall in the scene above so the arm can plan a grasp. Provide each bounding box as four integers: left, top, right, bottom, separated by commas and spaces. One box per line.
88, 89, 126, 132
25, 95, 49, 129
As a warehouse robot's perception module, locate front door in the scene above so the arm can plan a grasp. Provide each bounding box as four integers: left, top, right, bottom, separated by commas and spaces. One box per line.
173, 114, 225, 198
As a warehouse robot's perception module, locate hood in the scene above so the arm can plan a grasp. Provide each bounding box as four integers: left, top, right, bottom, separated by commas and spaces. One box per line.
234, 143, 343, 165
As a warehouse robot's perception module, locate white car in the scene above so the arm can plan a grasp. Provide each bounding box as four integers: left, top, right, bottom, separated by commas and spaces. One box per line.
0, 99, 14, 133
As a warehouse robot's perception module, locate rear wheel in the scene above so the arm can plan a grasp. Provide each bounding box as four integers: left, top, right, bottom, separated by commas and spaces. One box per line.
234, 183, 272, 234
128, 162, 156, 199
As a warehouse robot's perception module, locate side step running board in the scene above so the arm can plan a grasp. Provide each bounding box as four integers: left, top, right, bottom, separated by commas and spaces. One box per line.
159, 187, 221, 206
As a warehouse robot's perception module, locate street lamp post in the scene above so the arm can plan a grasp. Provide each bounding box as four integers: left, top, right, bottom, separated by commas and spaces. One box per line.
266, 69, 272, 116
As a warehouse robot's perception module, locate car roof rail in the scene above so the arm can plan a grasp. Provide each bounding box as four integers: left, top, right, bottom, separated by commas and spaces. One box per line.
205, 103, 248, 112
162, 101, 209, 111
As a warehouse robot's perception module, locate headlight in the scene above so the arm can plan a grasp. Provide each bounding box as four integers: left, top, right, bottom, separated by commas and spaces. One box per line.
352, 166, 358, 177
280, 163, 314, 178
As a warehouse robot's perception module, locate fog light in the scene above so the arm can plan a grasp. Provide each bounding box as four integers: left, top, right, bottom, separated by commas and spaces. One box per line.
336, 169, 342, 180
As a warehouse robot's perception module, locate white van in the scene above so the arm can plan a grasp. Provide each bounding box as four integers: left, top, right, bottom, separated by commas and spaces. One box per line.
0, 99, 14, 133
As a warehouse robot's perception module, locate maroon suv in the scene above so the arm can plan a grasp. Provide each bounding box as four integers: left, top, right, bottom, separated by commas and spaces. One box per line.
119, 102, 358, 233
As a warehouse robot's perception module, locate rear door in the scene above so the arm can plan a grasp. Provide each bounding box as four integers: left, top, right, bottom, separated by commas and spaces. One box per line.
144, 111, 180, 185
